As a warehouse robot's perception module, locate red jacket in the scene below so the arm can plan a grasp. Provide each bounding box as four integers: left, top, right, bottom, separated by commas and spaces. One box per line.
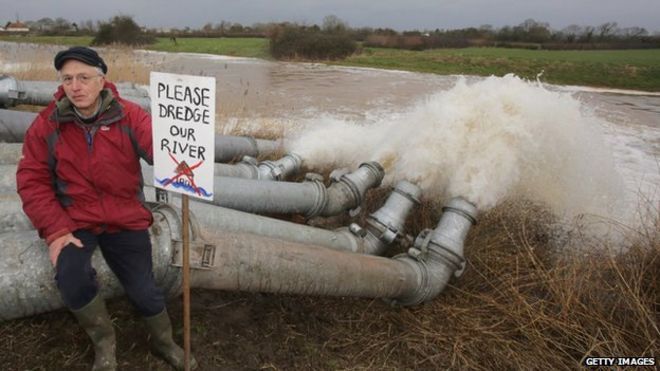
16, 82, 153, 244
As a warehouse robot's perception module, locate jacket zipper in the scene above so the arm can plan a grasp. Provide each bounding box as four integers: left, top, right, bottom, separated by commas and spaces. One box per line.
85, 126, 108, 230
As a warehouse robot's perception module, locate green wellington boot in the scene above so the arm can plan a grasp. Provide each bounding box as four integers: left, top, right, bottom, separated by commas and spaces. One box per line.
144, 309, 198, 370
72, 295, 117, 371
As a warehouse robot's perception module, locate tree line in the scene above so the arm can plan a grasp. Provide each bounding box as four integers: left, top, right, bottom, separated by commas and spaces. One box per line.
11, 15, 660, 58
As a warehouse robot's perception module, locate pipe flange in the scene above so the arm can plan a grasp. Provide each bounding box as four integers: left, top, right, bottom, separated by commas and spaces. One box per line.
426, 240, 465, 272
339, 174, 364, 207
358, 162, 385, 187
442, 198, 478, 225
305, 179, 329, 218
243, 136, 259, 155
366, 216, 399, 244
392, 180, 421, 205
241, 156, 258, 166
330, 168, 350, 183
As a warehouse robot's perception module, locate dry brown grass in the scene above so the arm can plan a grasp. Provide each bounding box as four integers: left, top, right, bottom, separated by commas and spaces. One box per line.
311, 199, 659, 370
0, 44, 150, 84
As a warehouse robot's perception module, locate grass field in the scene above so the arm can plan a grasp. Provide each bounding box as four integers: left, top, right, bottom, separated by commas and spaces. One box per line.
2, 35, 659, 91
341, 47, 660, 91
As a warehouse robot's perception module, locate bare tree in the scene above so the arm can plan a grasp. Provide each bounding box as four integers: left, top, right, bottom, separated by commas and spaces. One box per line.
597, 22, 618, 40
322, 15, 348, 32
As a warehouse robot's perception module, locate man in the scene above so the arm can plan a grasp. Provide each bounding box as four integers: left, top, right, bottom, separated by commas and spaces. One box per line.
16, 46, 197, 371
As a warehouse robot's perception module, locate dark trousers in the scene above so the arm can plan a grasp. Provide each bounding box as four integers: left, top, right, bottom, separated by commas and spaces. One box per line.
55, 229, 165, 317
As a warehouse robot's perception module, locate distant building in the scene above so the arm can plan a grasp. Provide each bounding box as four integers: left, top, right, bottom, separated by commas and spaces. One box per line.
4, 21, 30, 33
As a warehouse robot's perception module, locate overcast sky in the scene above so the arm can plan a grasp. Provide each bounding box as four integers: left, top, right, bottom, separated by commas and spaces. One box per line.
3, 0, 660, 32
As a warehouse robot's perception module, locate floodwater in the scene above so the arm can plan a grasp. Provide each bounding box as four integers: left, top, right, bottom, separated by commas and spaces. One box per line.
1, 42, 659, 231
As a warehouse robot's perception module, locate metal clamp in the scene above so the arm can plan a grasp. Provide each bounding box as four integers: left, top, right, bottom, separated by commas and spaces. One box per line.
170, 240, 216, 270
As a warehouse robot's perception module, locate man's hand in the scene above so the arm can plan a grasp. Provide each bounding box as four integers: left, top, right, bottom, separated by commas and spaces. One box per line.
48, 233, 83, 267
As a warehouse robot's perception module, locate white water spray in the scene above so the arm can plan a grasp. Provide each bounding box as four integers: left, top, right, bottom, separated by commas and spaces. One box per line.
288, 75, 626, 221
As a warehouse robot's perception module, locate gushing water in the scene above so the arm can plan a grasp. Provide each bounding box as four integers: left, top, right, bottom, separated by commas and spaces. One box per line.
288, 75, 626, 221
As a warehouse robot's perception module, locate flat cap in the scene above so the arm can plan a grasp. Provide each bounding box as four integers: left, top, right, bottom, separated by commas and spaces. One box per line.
54, 46, 108, 74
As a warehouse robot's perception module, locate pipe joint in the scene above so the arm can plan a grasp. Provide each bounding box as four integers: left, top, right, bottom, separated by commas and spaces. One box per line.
360, 180, 421, 255
340, 162, 384, 203
257, 153, 302, 180
304, 177, 329, 218
0, 75, 20, 108
320, 162, 384, 217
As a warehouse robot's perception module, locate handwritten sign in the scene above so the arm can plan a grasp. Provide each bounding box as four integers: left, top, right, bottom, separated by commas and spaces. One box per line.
150, 72, 215, 200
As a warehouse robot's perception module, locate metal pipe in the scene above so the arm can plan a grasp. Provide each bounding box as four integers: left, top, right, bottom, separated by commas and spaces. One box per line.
392, 197, 478, 306
214, 134, 281, 162
0, 193, 35, 234
0, 143, 22, 164
0, 76, 151, 109
147, 192, 363, 253
196, 162, 383, 217
0, 203, 180, 321
189, 197, 476, 303
0, 114, 281, 162
190, 230, 421, 298
0, 196, 477, 321
149, 182, 420, 257
0, 109, 32, 142
0, 164, 17, 193
355, 180, 421, 255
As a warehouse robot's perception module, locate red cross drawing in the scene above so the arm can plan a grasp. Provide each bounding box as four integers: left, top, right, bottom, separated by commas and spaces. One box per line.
161, 152, 204, 195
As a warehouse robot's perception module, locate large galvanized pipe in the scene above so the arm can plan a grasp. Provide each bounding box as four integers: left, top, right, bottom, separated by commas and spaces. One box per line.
214, 134, 281, 163
392, 197, 478, 305
0, 109, 31, 142
152, 181, 418, 255
147, 192, 363, 252
0, 114, 281, 161
0, 197, 476, 321
191, 162, 383, 217
0, 143, 22, 164
356, 180, 421, 255
191, 230, 421, 298
0, 76, 151, 109
0, 178, 417, 256
145, 162, 382, 217
0, 193, 35, 234
190, 197, 477, 303
0, 204, 181, 321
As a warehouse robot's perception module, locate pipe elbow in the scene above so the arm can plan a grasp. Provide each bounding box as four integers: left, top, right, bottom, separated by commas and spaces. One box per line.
391, 254, 454, 306
319, 162, 384, 217
389, 197, 478, 306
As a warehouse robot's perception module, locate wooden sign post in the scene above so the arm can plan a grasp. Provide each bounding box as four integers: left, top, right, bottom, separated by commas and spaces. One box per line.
151, 72, 216, 371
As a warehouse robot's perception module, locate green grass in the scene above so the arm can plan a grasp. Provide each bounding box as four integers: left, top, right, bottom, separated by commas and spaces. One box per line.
148, 37, 271, 59
337, 47, 660, 91
2, 35, 659, 91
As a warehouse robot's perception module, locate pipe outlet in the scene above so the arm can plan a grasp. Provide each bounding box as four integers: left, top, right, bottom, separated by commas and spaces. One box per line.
360, 180, 421, 255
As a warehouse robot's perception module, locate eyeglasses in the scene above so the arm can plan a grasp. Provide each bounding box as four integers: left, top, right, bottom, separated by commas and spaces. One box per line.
59, 74, 102, 86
